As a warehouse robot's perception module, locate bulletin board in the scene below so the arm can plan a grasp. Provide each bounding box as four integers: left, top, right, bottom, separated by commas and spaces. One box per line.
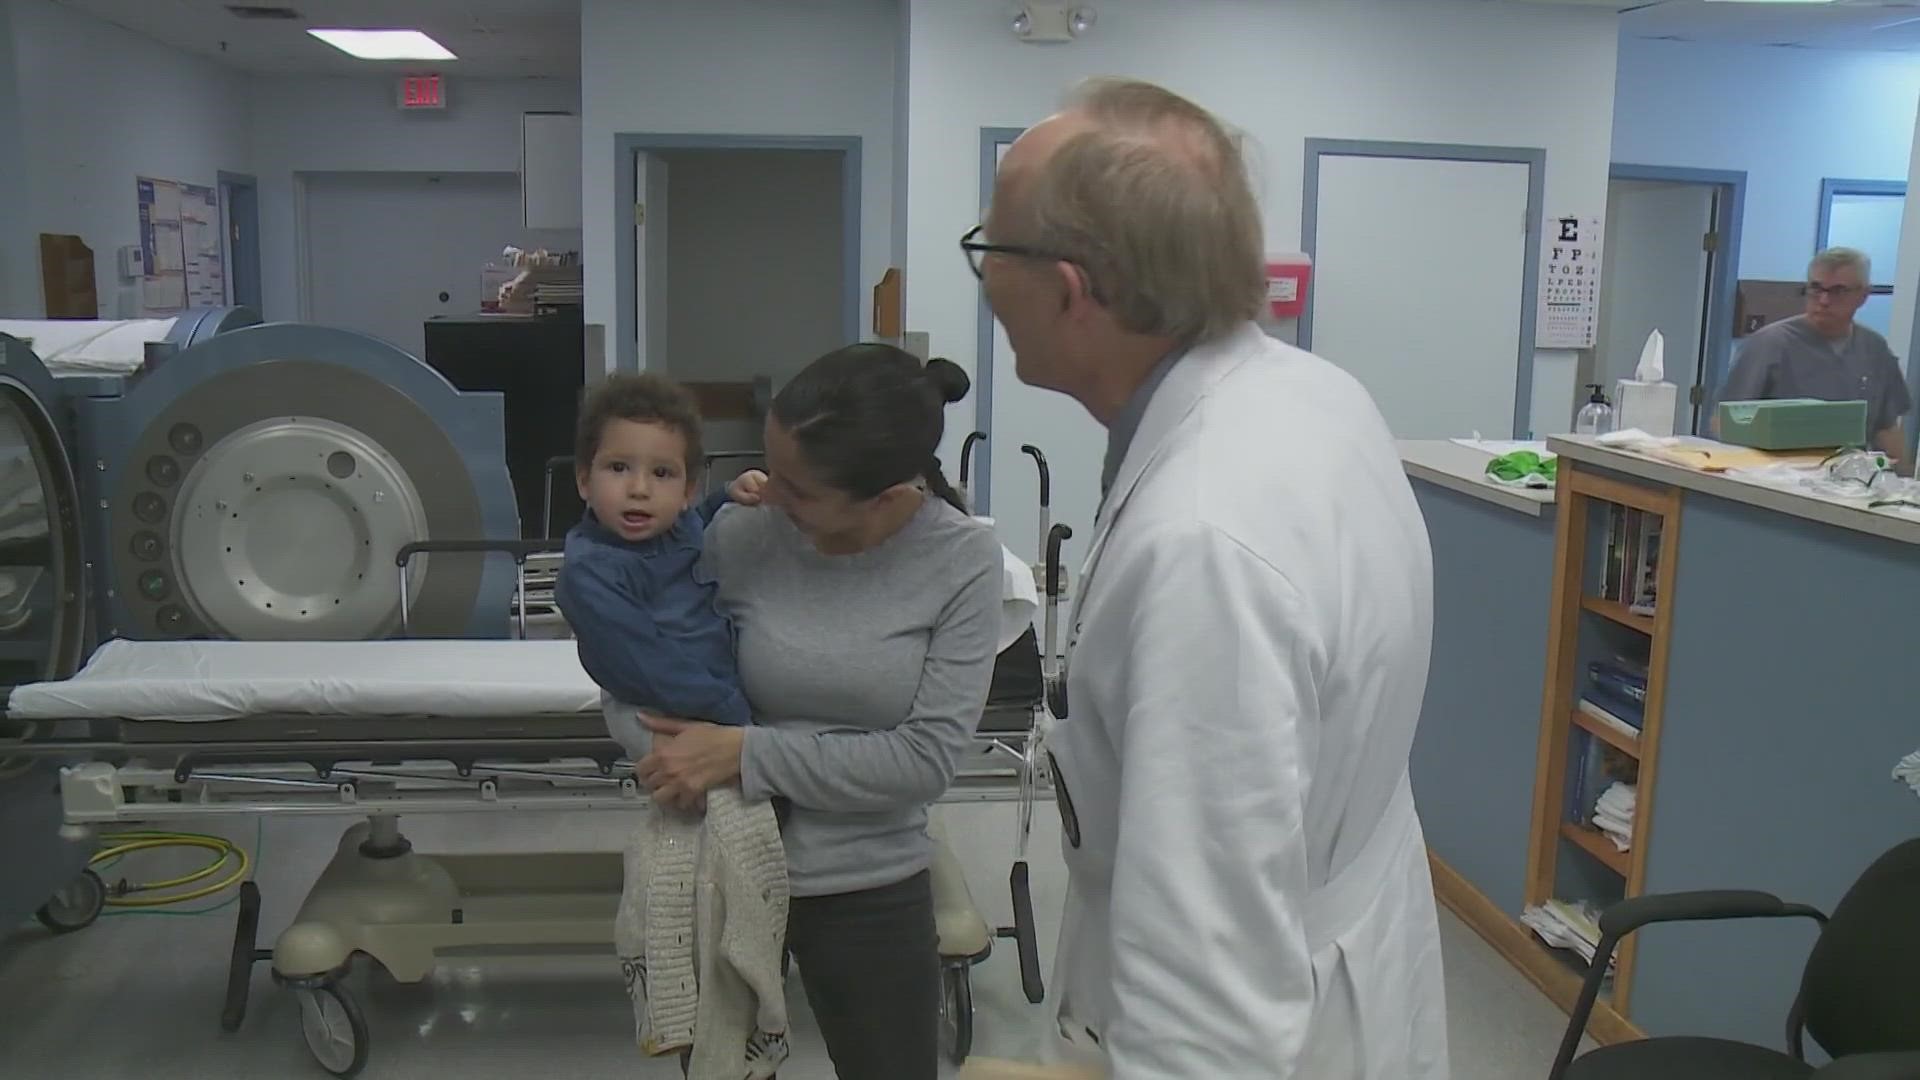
137, 176, 224, 316
1536, 213, 1604, 349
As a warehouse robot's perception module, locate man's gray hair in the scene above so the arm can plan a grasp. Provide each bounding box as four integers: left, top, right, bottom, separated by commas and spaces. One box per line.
1015, 77, 1267, 345
1810, 246, 1872, 286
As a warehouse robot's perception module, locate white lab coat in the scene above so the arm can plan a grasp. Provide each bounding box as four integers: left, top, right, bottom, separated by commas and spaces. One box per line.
1044, 322, 1449, 1079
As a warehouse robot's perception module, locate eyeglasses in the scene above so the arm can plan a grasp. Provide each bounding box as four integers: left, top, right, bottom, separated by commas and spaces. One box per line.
959, 224, 1068, 279
1804, 282, 1863, 301
960, 225, 1106, 302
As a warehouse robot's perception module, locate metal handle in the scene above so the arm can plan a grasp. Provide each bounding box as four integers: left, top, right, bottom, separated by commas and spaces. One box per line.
541, 455, 575, 539
1022, 444, 1051, 559
1020, 444, 1050, 507
959, 431, 986, 485
395, 538, 565, 639
1044, 524, 1072, 600
1042, 523, 1073, 681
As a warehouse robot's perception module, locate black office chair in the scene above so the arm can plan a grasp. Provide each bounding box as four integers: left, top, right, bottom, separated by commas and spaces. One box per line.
1550, 838, 1920, 1080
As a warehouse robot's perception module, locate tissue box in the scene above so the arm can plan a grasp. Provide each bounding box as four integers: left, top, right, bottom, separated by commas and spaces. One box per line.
1716, 398, 1867, 451
1614, 379, 1678, 437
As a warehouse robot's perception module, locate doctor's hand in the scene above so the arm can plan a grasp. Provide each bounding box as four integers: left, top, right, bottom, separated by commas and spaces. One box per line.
637, 715, 745, 812
727, 470, 769, 506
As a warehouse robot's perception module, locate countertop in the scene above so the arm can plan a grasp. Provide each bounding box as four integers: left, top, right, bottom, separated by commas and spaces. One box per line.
1548, 436, 1920, 548
1399, 440, 1555, 517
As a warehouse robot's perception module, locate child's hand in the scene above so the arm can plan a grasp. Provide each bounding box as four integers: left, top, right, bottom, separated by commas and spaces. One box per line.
728, 470, 769, 506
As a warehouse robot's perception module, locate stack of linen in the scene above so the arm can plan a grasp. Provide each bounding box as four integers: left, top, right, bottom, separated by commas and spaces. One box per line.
1593, 781, 1635, 852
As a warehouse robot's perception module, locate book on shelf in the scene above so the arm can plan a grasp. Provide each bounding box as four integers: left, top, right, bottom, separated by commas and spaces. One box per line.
1566, 729, 1638, 826
1596, 506, 1663, 613
1578, 698, 1642, 739
1586, 659, 1647, 723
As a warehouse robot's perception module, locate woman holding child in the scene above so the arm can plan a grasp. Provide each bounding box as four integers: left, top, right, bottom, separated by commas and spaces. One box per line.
633, 344, 1003, 1079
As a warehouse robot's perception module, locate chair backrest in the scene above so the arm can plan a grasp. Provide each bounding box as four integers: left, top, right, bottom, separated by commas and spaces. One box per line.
1799, 837, 1920, 1056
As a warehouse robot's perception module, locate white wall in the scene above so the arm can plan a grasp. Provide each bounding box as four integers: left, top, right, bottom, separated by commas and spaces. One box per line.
249, 75, 581, 322
1612, 39, 1920, 284
580, 0, 898, 368
9, 0, 253, 317
904, 0, 1621, 458
660, 150, 844, 385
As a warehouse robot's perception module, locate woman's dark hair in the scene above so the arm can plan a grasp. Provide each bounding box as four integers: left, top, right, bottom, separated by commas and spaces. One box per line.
770, 344, 972, 514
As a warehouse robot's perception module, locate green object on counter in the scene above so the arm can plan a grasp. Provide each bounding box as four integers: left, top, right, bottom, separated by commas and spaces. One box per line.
1716, 398, 1868, 451
1486, 450, 1557, 486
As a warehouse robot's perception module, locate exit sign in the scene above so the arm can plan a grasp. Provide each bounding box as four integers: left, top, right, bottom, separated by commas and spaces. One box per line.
397, 74, 445, 110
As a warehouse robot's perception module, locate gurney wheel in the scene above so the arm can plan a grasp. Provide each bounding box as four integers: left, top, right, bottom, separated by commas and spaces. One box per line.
36, 869, 104, 934
939, 961, 974, 1066
297, 981, 369, 1078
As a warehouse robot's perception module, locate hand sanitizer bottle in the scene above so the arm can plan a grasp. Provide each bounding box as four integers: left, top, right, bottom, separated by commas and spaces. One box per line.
1575, 384, 1614, 436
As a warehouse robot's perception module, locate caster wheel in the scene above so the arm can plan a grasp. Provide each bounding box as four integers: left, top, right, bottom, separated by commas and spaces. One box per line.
297, 981, 369, 1078
36, 869, 105, 934
939, 963, 974, 1066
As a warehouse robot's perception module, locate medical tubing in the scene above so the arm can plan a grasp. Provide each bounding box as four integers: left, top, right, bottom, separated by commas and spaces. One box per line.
89, 830, 252, 908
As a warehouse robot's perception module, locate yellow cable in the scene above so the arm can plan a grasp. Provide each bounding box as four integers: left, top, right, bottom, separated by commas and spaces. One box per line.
89, 831, 251, 908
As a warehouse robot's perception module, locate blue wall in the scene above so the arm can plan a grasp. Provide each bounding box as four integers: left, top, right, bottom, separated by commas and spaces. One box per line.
1409, 481, 1556, 915
1612, 39, 1920, 283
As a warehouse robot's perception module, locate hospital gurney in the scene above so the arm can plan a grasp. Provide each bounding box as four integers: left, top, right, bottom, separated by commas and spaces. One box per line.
7, 522, 1060, 1076
8, 539, 621, 1077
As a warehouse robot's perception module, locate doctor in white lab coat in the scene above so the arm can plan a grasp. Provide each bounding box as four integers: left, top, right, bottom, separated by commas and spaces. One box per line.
964, 79, 1449, 1079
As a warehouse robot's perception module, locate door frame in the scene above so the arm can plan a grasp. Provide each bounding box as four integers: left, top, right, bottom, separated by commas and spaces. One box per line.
1815, 177, 1905, 254
1816, 178, 1913, 462
217, 171, 261, 312
1300, 139, 1547, 438
612, 134, 863, 374
971, 125, 1028, 515
1608, 163, 1747, 434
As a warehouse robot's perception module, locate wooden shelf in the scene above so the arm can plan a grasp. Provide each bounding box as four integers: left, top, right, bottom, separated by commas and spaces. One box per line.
1581, 597, 1655, 636
1571, 708, 1641, 758
1560, 821, 1630, 876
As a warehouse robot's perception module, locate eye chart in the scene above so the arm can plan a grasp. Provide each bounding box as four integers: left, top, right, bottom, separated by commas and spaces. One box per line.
1536, 213, 1604, 350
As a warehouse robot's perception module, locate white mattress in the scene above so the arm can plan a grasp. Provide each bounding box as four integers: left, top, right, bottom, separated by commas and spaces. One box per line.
7, 639, 603, 723
0, 317, 177, 377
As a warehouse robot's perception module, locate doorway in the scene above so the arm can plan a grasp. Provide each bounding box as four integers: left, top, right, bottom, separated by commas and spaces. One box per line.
218, 171, 261, 312
615, 135, 860, 472
974, 127, 1101, 573
1302, 139, 1544, 440
1817, 178, 1903, 340
1594, 166, 1745, 435
299, 171, 581, 359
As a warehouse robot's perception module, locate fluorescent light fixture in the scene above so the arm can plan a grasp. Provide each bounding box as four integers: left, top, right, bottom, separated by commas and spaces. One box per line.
1701, 1, 1839, 5
307, 28, 456, 61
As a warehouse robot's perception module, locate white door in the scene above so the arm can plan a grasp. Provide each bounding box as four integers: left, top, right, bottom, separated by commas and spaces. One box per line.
634, 151, 670, 371
984, 143, 1101, 578
1310, 155, 1531, 439
303, 171, 568, 359
1825, 190, 1904, 339
1596, 179, 1714, 434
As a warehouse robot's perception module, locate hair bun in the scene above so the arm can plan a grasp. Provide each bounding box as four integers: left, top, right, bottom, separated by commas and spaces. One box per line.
923, 357, 971, 405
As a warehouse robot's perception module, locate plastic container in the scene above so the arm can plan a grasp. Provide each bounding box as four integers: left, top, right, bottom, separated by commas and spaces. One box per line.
1575, 384, 1615, 436
1716, 398, 1868, 451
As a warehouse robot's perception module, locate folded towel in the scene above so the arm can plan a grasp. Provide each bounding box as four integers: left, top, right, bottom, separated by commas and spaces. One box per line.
1895, 750, 1920, 796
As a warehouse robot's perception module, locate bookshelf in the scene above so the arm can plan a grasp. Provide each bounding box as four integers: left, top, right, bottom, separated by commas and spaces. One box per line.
1524, 458, 1682, 1019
